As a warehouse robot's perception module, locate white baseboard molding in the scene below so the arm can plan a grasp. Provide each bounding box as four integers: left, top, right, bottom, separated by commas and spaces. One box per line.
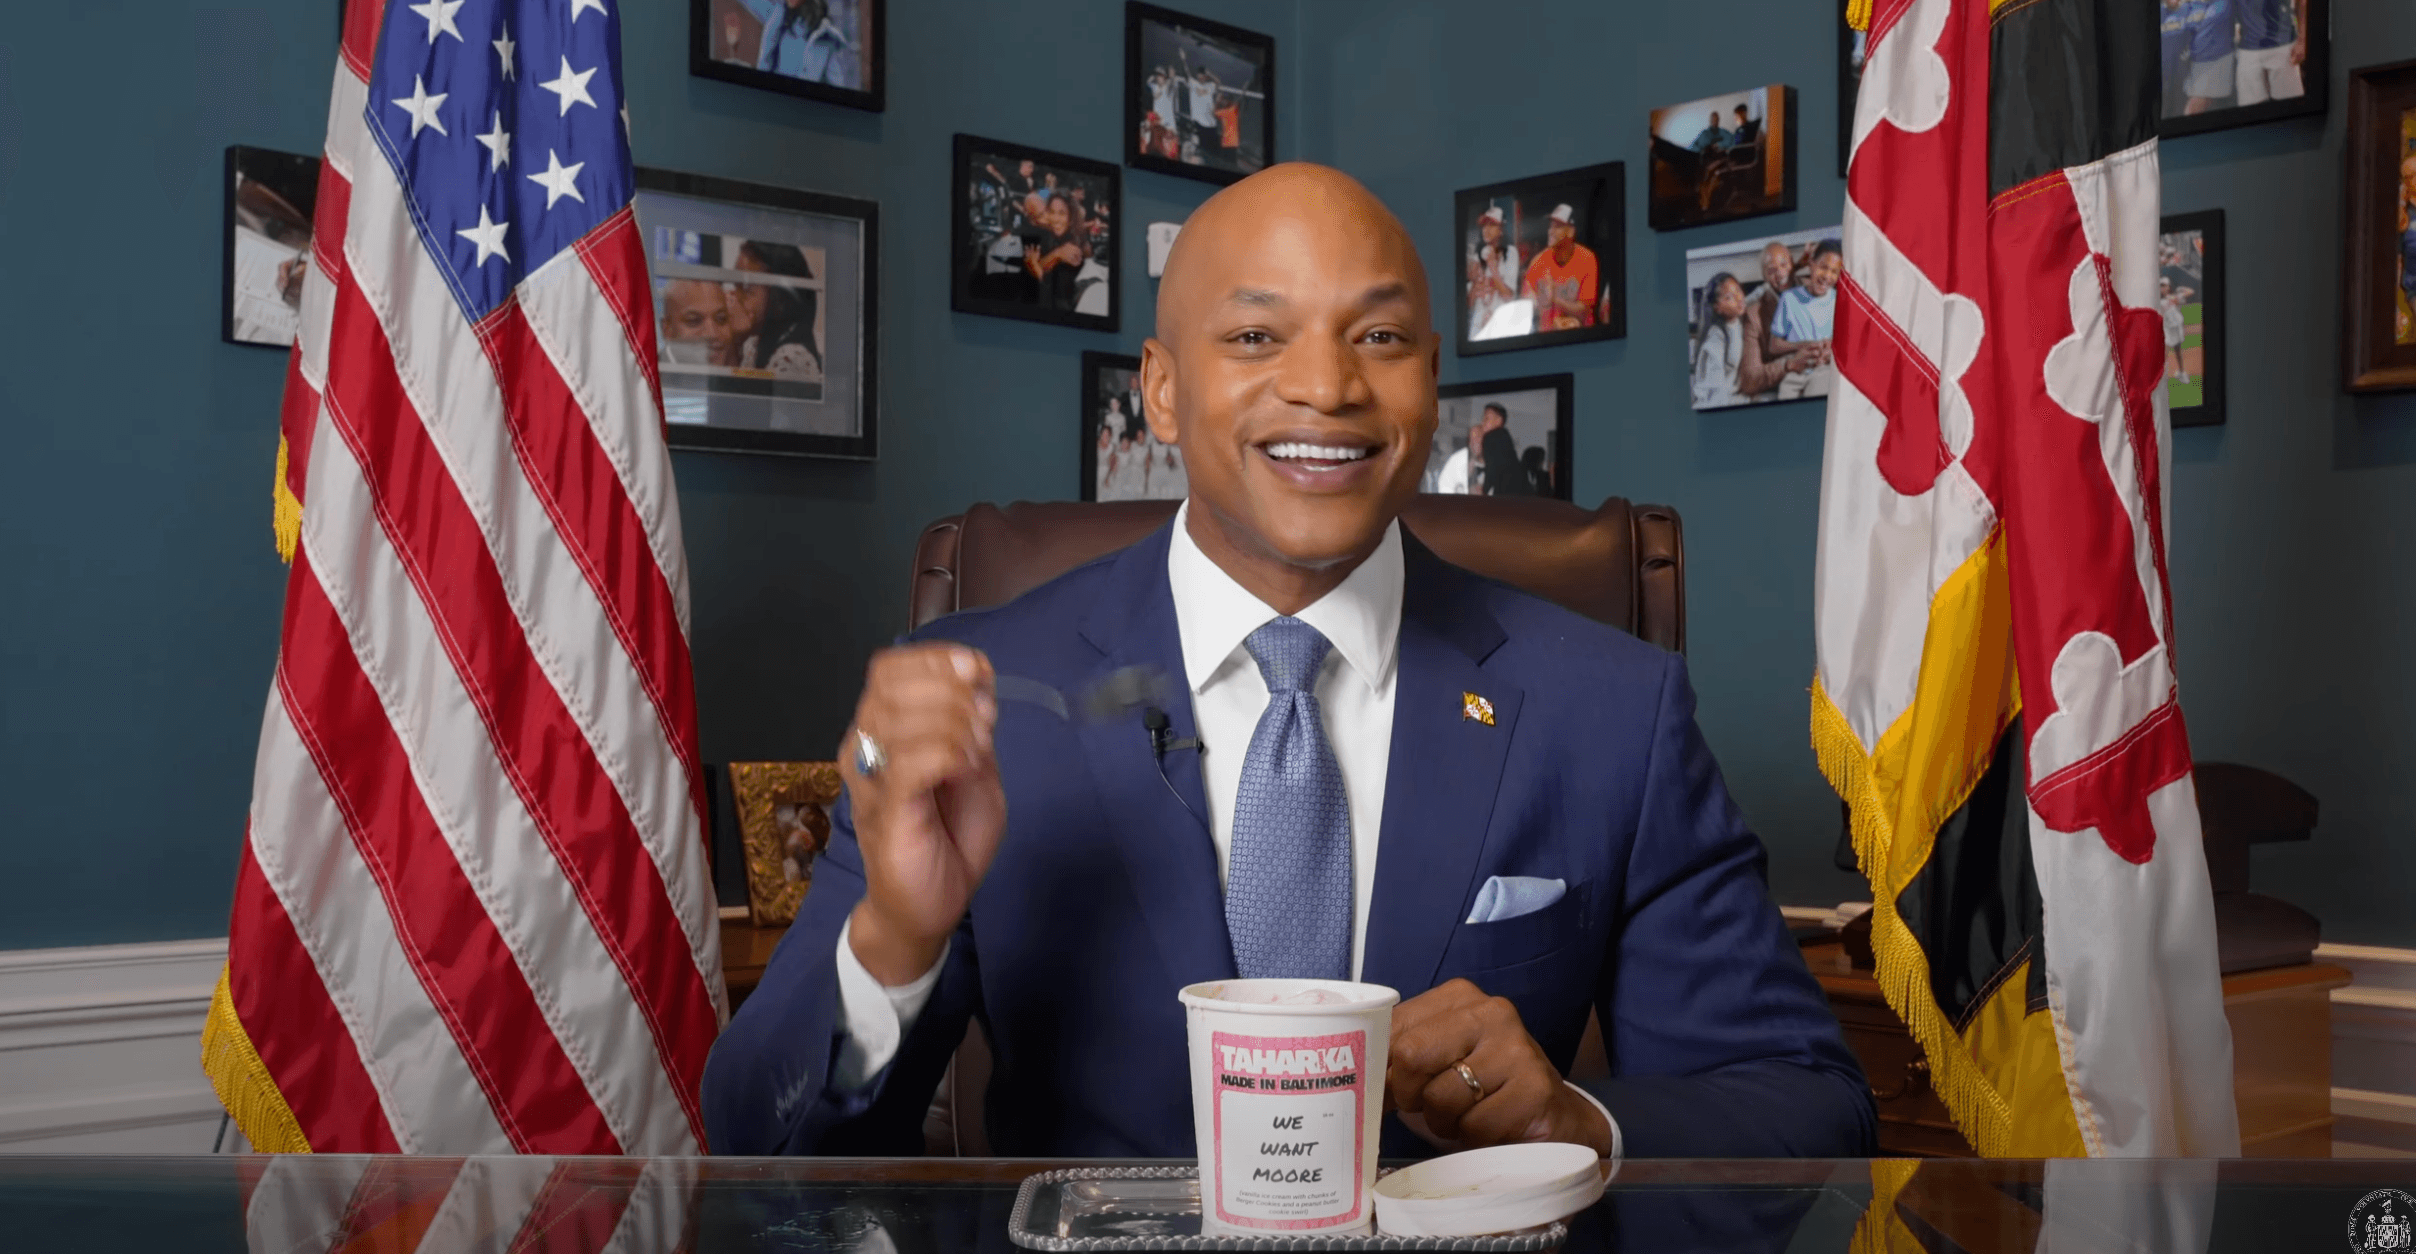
2320, 942, 2416, 1106
2336, 1090, 2416, 1157
0, 938, 226, 1153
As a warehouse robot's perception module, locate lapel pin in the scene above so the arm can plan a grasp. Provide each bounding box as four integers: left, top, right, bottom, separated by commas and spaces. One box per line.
1461, 692, 1496, 726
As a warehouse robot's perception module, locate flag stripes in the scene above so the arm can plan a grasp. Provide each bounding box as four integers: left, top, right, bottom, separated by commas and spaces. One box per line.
219, 845, 397, 1154
304, 281, 698, 1150
521, 218, 692, 638
251, 692, 506, 1154
210, 0, 718, 1154
281, 551, 623, 1154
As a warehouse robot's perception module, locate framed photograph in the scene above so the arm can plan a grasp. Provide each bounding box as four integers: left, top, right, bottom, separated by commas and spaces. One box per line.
1839, 18, 1866, 177
1648, 85, 1797, 232
223, 146, 320, 348
2343, 59, 2416, 393
953, 135, 1121, 332
1684, 226, 1842, 412
2159, 210, 2226, 426
1081, 352, 1188, 502
1125, 2, 1275, 186
1427, 376, 1573, 501
2158, 0, 2327, 140
632, 167, 878, 459
727, 761, 841, 927
1453, 163, 1626, 357
690, 0, 883, 112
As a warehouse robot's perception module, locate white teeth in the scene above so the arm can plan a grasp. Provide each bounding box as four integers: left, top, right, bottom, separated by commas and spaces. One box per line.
1265, 442, 1370, 462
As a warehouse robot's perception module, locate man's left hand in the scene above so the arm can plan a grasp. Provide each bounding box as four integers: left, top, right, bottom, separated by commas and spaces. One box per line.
1385, 979, 1612, 1156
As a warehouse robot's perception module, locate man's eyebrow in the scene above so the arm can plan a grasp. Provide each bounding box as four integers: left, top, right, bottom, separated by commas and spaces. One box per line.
1220, 281, 1415, 311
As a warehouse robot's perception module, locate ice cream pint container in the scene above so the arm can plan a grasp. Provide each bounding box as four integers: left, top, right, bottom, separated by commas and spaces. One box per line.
1177, 978, 1400, 1236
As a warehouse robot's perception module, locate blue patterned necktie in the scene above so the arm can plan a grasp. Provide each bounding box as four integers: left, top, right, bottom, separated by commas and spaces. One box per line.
1225, 617, 1353, 981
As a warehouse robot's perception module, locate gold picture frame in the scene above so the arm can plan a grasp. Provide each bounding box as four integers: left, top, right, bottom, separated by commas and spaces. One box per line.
728, 761, 842, 927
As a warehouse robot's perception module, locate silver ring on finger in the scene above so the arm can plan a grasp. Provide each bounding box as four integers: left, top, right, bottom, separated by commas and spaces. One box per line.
853, 729, 887, 778
1454, 1061, 1482, 1097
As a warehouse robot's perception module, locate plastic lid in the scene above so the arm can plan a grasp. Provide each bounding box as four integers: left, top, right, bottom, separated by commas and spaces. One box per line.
1177, 978, 1400, 1015
1372, 1142, 1606, 1238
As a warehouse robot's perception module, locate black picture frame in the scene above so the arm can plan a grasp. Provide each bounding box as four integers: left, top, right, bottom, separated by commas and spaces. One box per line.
1081, 351, 1191, 502
1648, 84, 1798, 232
1124, 2, 1276, 187
2341, 58, 2416, 394
1429, 375, 1575, 501
1453, 163, 1627, 358
223, 145, 321, 349
2160, 210, 2226, 427
631, 167, 880, 460
952, 134, 1121, 333
2158, 0, 2327, 141
689, 0, 884, 113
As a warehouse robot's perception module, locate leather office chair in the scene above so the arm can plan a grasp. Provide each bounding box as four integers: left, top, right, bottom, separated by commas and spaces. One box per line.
901, 495, 1686, 1154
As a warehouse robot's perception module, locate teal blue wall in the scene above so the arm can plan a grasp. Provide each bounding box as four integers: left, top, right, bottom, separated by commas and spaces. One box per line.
2, 0, 2412, 951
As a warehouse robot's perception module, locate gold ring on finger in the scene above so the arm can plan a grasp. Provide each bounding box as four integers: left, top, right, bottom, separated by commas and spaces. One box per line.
1454, 1061, 1482, 1097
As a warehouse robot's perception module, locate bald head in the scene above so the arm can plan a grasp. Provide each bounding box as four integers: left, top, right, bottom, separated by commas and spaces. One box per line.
1139, 162, 1438, 614
1156, 163, 1430, 341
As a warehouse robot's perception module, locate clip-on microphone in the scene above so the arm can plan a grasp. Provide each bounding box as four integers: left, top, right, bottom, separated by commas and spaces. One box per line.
1140, 706, 1206, 827
1141, 706, 1202, 763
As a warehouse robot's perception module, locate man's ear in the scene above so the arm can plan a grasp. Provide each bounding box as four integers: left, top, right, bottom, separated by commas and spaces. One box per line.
1141, 338, 1181, 446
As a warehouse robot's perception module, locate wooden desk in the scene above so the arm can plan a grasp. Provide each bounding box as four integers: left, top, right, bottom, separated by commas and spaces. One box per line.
1804, 940, 2348, 1157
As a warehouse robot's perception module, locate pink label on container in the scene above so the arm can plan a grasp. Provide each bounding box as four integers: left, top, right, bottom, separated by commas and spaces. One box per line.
1208, 1029, 1367, 1230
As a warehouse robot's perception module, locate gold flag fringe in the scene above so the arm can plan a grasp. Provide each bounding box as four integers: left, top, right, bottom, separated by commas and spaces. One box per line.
1812, 679, 2020, 1158
272, 435, 302, 564
1850, 1158, 1923, 1254
200, 967, 312, 1153
1846, 0, 1872, 31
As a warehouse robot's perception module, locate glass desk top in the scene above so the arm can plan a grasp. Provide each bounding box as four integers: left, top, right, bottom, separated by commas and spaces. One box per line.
0, 1155, 2407, 1253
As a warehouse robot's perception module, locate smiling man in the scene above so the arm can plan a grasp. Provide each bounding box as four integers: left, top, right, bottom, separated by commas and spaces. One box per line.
701, 164, 1872, 1160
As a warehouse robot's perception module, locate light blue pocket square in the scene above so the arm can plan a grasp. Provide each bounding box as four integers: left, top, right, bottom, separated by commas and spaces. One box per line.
1464, 876, 1567, 925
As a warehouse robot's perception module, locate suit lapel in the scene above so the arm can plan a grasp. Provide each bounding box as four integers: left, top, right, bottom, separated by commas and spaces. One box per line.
1075, 523, 1235, 988
1360, 535, 1522, 997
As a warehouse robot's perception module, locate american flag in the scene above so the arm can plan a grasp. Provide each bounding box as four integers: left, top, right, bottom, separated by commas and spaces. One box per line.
202, 0, 724, 1154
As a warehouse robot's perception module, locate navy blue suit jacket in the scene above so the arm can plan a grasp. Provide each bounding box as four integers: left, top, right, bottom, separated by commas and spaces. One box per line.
703, 523, 1873, 1158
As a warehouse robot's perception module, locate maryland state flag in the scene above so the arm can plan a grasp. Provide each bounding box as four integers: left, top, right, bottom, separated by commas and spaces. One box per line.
1815, 0, 2240, 1158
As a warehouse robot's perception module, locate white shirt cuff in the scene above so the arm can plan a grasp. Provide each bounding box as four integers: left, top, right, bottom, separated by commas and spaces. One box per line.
1564, 1080, 1623, 1162
830, 917, 949, 1094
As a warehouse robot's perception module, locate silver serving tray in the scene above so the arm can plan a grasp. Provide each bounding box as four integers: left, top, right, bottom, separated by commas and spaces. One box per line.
1007, 1165, 1567, 1252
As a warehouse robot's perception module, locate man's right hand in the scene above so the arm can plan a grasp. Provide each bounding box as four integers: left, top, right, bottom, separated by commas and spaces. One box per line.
841, 644, 1006, 987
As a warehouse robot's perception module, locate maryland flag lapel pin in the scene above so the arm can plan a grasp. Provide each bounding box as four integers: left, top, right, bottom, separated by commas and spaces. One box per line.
1461, 692, 1496, 726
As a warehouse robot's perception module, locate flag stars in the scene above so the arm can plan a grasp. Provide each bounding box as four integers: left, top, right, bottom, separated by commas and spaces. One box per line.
391, 74, 448, 138
569, 0, 609, 20
407, 0, 465, 44
493, 24, 516, 80
475, 111, 511, 171
538, 56, 598, 116
458, 205, 510, 266
529, 149, 586, 210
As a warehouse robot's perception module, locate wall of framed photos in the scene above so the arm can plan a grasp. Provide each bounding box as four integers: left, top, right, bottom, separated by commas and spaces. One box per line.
3, 0, 2416, 952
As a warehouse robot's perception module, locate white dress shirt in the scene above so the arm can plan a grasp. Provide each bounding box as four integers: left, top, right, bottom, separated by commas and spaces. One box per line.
828, 503, 1617, 1156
